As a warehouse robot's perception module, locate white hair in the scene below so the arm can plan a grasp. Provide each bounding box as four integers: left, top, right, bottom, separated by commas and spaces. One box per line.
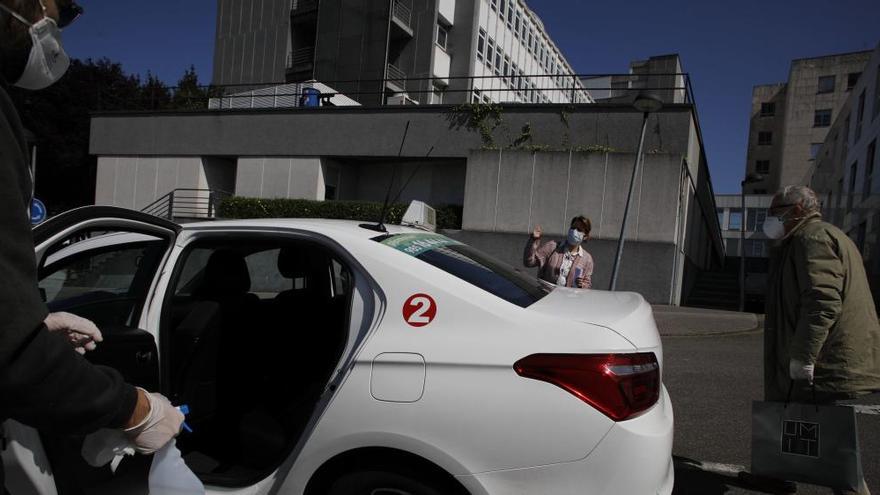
777, 185, 820, 213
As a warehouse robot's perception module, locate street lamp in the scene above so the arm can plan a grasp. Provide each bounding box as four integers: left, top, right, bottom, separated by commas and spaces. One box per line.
739, 173, 763, 312
609, 94, 664, 291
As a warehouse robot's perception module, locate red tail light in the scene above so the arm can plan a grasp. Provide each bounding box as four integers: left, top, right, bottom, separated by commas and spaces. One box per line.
513, 353, 660, 421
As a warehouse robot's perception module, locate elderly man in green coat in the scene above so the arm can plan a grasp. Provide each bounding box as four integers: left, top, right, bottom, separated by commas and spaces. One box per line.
764, 185, 880, 494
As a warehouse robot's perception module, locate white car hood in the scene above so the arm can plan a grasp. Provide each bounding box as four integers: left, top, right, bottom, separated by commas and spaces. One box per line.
528, 288, 662, 350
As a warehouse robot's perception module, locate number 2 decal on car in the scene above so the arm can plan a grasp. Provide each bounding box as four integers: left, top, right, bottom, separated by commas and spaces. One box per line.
403, 293, 437, 327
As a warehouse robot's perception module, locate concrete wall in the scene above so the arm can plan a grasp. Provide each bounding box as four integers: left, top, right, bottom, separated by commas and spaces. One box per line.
91, 105, 696, 160
235, 157, 325, 199
95, 156, 208, 209
443, 230, 677, 304
314, 0, 391, 106
212, 0, 290, 86
463, 150, 683, 242
744, 83, 786, 194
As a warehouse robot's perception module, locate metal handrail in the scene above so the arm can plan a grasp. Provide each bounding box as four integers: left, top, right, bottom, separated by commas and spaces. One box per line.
290, 0, 317, 13
391, 0, 411, 29
386, 63, 407, 91
141, 188, 231, 220
93, 73, 697, 112
287, 46, 315, 69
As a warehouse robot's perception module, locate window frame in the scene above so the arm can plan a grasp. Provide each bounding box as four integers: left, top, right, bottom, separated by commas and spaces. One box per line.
758, 131, 773, 146
813, 108, 832, 128
817, 75, 836, 94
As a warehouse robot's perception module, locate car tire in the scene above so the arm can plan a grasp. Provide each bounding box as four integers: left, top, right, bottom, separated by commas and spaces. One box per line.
327, 469, 455, 495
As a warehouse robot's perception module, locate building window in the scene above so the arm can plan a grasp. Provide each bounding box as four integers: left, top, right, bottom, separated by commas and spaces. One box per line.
472, 89, 482, 104
717, 208, 724, 229
494, 48, 502, 76
728, 209, 742, 231
814, 108, 832, 127
435, 23, 448, 50
747, 209, 767, 232
810, 143, 822, 160
755, 160, 770, 174
486, 38, 495, 69
498, 0, 505, 19
847, 72, 861, 90
848, 161, 858, 212
873, 66, 880, 121
758, 131, 773, 145
432, 86, 444, 104
817, 75, 836, 94
477, 29, 486, 62
855, 89, 866, 142
490, 0, 497, 11
745, 239, 767, 258
760, 102, 775, 116
754, 189, 767, 194
866, 139, 876, 198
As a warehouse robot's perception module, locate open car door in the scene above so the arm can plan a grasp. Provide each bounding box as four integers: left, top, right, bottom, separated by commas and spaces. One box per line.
2, 206, 181, 495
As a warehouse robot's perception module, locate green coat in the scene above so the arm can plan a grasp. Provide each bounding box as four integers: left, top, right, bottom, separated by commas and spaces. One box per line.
765, 216, 880, 401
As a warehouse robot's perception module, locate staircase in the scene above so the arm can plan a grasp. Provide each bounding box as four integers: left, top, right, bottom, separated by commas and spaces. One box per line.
141, 188, 230, 221
685, 270, 740, 311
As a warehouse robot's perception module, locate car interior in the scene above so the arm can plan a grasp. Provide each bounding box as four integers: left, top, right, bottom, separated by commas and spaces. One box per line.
34, 231, 354, 492
164, 239, 353, 485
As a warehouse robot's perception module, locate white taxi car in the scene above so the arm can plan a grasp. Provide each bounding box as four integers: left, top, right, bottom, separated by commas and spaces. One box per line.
3, 205, 674, 495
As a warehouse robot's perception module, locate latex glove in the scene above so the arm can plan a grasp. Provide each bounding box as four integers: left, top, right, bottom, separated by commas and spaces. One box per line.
125, 389, 185, 455
44, 312, 103, 354
789, 359, 815, 384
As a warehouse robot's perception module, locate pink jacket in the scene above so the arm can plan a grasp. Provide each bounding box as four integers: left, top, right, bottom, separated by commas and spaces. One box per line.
523, 236, 594, 289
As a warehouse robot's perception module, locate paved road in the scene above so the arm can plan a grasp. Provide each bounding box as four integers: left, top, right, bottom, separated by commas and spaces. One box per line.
665, 331, 879, 494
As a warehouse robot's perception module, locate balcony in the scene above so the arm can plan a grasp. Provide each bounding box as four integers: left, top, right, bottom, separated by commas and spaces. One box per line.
286, 46, 315, 73
390, 0, 413, 38
385, 63, 407, 93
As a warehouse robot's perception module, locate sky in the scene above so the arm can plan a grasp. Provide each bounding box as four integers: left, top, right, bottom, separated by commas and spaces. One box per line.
59, 0, 880, 193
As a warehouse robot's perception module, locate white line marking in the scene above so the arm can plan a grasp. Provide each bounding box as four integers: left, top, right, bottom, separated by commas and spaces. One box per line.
854, 405, 880, 415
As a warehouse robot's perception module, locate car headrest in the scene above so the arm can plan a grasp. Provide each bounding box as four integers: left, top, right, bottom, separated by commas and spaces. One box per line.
278, 246, 315, 279
198, 249, 251, 297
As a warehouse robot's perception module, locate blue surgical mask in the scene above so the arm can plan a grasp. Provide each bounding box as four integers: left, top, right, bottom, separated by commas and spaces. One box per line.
567, 228, 584, 246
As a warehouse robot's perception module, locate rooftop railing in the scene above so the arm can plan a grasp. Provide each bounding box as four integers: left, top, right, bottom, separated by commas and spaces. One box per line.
92, 73, 697, 112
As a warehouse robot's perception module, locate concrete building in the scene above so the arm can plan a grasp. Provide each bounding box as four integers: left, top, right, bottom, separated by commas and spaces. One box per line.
212, 0, 591, 106
744, 50, 872, 194
811, 42, 880, 302
90, 87, 722, 305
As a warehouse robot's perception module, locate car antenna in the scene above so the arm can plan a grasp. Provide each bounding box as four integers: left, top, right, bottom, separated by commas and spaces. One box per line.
361, 120, 410, 233
389, 144, 434, 206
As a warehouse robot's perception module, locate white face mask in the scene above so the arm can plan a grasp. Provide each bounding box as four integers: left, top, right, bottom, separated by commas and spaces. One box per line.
0, 1, 70, 90
762, 216, 786, 240
567, 228, 585, 246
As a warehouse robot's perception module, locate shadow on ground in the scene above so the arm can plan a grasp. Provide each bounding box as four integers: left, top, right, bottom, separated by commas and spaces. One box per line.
673, 456, 796, 495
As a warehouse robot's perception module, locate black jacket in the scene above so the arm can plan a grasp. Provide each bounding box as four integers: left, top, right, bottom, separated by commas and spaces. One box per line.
0, 83, 137, 436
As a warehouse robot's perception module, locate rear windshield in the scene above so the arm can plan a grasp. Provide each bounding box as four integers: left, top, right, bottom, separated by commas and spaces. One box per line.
377, 233, 549, 308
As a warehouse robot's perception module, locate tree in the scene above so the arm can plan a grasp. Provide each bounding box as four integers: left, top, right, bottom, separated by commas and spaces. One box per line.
172, 65, 208, 110
8, 59, 206, 213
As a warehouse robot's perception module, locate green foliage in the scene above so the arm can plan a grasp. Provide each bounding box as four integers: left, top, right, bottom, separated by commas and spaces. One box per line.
171, 65, 209, 110
447, 103, 504, 149
217, 197, 464, 230
7, 58, 209, 213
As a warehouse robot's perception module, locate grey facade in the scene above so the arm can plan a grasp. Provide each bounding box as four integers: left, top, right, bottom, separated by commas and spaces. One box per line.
745, 51, 872, 194
811, 42, 880, 304
213, 0, 292, 86
90, 102, 722, 305
211, 0, 589, 105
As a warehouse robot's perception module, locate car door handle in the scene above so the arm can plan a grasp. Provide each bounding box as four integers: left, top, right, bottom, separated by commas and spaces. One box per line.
135, 350, 153, 364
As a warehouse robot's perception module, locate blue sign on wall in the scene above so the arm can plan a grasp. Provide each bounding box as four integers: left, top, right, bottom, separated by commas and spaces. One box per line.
30, 198, 47, 225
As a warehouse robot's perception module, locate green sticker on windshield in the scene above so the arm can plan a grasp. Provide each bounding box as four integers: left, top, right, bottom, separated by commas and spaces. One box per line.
381, 233, 462, 257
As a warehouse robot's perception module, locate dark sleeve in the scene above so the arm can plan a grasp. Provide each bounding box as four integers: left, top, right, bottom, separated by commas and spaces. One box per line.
0, 88, 137, 435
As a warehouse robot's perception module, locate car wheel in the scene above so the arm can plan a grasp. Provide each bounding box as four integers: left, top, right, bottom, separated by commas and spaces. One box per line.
327, 469, 455, 495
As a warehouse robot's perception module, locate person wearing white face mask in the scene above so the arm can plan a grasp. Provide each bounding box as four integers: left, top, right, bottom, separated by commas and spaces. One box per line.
763, 186, 880, 494
0, 1, 183, 489
524, 215, 594, 288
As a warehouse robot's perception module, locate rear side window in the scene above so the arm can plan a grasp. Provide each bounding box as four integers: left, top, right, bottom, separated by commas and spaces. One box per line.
378, 233, 548, 307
